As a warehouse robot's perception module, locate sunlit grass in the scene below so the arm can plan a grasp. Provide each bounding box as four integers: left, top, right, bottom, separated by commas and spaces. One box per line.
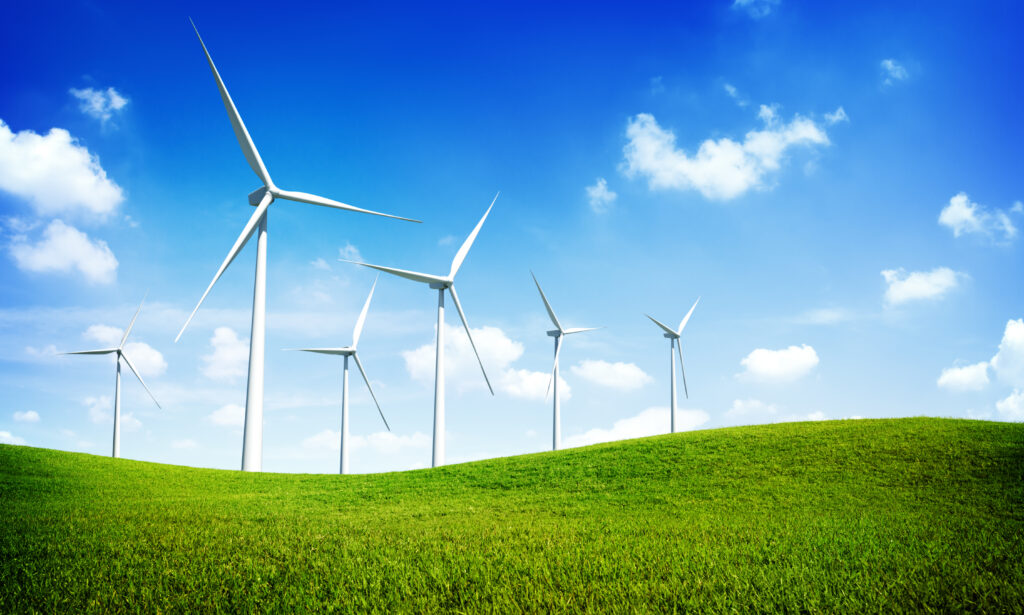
1, 417, 1022, 612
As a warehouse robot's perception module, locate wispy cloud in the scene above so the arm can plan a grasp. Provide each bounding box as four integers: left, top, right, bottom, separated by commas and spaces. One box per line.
69, 87, 129, 124
585, 178, 617, 214
732, 0, 780, 19
880, 59, 909, 85
938, 192, 1018, 242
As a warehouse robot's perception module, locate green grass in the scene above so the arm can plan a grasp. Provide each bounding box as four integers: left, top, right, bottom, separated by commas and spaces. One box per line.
1, 418, 1022, 613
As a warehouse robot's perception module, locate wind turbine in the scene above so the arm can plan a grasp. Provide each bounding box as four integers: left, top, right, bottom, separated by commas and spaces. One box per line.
176, 21, 419, 472
646, 297, 700, 433
343, 195, 498, 467
64, 295, 161, 458
290, 277, 389, 474
531, 272, 599, 451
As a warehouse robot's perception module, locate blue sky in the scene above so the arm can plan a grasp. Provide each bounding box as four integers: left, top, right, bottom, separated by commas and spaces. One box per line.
2, 0, 1022, 473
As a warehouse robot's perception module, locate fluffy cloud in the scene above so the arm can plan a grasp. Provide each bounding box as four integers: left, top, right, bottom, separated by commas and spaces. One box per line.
201, 327, 249, 383
208, 403, 244, 428
499, 368, 571, 401
881, 267, 961, 305
738, 344, 819, 383
13, 410, 40, 423
0, 120, 124, 218
84, 323, 167, 376
585, 178, 617, 213
621, 109, 829, 200
562, 406, 709, 448
938, 192, 1018, 241
732, 0, 780, 18
937, 362, 990, 392
881, 59, 908, 85
991, 319, 1024, 387
69, 87, 129, 123
824, 107, 849, 124
403, 323, 524, 393
0, 431, 26, 445
570, 360, 652, 391
303, 429, 431, 454
996, 390, 1024, 421
10, 220, 118, 284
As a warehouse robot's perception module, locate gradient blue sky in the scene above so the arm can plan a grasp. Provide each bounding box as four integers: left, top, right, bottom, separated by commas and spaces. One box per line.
2, 0, 1022, 472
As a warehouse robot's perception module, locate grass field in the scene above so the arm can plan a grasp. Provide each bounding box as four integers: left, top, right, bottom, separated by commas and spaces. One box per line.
1, 417, 1022, 613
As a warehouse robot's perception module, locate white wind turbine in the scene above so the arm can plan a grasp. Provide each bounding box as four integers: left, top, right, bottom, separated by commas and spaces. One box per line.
531, 272, 599, 451
64, 295, 161, 458
343, 195, 498, 467
290, 277, 389, 474
176, 21, 419, 472
646, 297, 700, 433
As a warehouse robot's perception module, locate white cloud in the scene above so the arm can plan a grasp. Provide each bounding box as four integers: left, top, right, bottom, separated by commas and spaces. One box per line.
938, 192, 1018, 241
499, 368, 570, 401
10, 219, 118, 284
201, 327, 249, 383
83, 323, 166, 376
881, 59, 909, 85
996, 390, 1024, 421
0, 119, 124, 218
303, 429, 431, 454
723, 83, 748, 107
69, 87, 129, 123
570, 360, 652, 391
738, 344, 819, 383
621, 109, 829, 200
338, 242, 361, 262
84, 324, 122, 346
25, 344, 60, 360
881, 267, 961, 305
563, 406, 709, 448
824, 107, 848, 125
732, 0, 780, 18
310, 257, 330, 271
208, 403, 244, 428
84, 396, 111, 424
13, 410, 40, 423
585, 178, 617, 214
991, 319, 1024, 387
0, 431, 26, 445
403, 323, 524, 394
804, 411, 827, 421
937, 361, 990, 392
725, 398, 778, 419
172, 439, 198, 449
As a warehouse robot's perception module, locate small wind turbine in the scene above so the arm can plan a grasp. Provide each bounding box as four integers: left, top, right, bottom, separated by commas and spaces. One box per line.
343, 195, 498, 467
531, 272, 599, 451
177, 21, 419, 472
289, 277, 389, 474
64, 295, 161, 458
646, 297, 700, 433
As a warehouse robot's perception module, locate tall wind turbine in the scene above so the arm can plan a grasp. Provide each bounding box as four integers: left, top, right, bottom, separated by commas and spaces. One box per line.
64, 295, 161, 458
177, 21, 419, 472
290, 277, 389, 474
344, 195, 498, 467
531, 272, 599, 451
646, 297, 700, 433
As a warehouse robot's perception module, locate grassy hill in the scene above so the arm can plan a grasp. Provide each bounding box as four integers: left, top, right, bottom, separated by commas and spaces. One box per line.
1, 418, 1022, 613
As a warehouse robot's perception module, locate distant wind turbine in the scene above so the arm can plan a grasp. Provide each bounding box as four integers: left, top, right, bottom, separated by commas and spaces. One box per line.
177, 21, 420, 472
64, 295, 161, 458
646, 297, 700, 433
289, 277, 389, 474
343, 195, 498, 467
531, 272, 599, 451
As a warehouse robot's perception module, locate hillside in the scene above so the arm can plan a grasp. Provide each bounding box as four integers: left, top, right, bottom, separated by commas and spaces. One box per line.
1, 418, 1022, 612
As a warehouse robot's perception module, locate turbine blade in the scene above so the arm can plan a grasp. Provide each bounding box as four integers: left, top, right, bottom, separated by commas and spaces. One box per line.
120, 351, 161, 409
678, 343, 689, 400
62, 348, 119, 356
288, 348, 350, 355
189, 19, 273, 188
351, 276, 377, 348
449, 192, 498, 279
448, 285, 493, 395
340, 260, 447, 286
176, 194, 272, 342
546, 336, 563, 399
677, 297, 701, 335
274, 189, 421, 223
531, 271, 562, 332
353, 354, 389, 431
563, 327, 601, 335
119, 291, 148, 348
646, 314, 678, 338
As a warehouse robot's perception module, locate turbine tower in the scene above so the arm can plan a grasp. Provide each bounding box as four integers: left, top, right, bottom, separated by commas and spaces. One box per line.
64, 295, 161, 458
290, 277, 390, 474
531, 272, 599, 451
646, 297, 700, 433
177, 21, 419, 472
344, 195, 498, 467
